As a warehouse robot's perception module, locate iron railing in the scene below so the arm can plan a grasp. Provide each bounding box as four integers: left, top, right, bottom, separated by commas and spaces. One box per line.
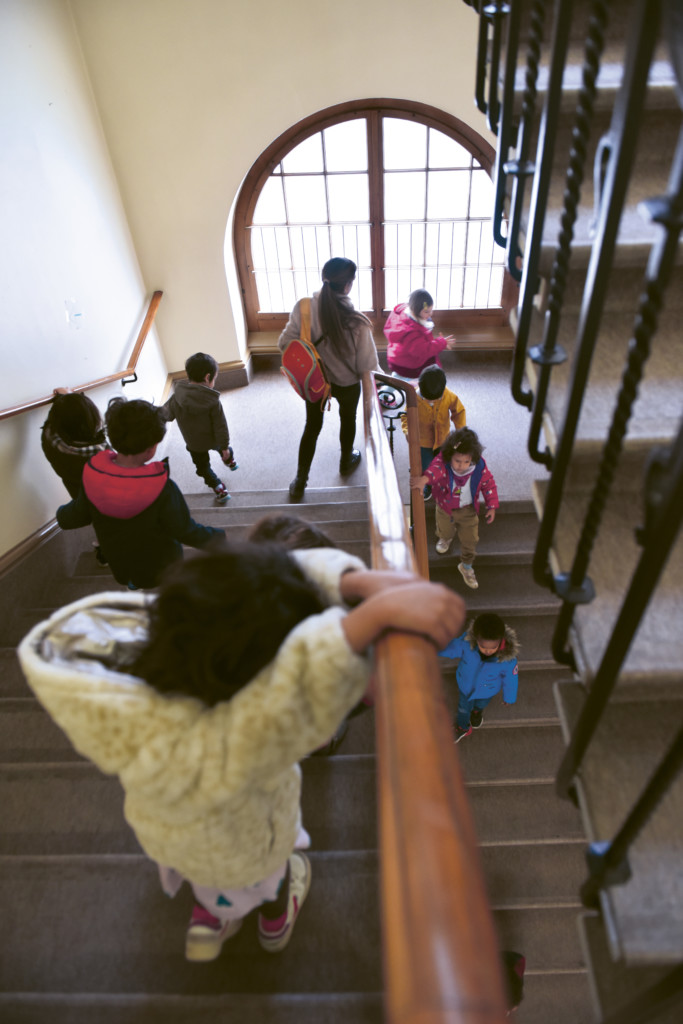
468, 0, 683, 1018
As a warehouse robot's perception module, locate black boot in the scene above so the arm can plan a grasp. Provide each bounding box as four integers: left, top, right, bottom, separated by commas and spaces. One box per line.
339, 449, 361, 476
289, 476, 307, 501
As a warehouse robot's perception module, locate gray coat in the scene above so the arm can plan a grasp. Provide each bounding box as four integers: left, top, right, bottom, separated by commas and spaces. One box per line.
162, 380, 229, 452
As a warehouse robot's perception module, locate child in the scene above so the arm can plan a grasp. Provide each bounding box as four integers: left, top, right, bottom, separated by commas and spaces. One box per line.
439, 612, 519, 743
384, 288, 456, 378
56, 397, 225, 589
411, 427, 498, 590
18, 542, 466, 962
41, 389, 109, 499
400, 366, 466, 493
162, 352, 237, 505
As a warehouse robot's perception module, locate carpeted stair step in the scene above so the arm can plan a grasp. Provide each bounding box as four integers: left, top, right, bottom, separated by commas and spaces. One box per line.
556, 681, 683, 963
0, 992, 384, 1024
493, 904, 584, 971
481, 840, 586, 907
533, 480, 683, 689
0, 699, 84, 763
579, 913, 682, 1024
525, 306, 682, 455
0, 755, 379, 857
429, 562, 560, 611
185, 486, 367, 511
184, 498, 369, 524
0, 851, 381, 995
467, 781, 585, 845
455, 722, 567, 783
0, 647, 30, 697
499, 969, 592, 1024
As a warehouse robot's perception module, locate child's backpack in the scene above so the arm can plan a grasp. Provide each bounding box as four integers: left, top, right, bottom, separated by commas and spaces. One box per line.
280, 298, 331, 406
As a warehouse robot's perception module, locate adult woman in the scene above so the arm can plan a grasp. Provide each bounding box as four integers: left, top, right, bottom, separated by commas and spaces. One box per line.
278, 257, 379, 501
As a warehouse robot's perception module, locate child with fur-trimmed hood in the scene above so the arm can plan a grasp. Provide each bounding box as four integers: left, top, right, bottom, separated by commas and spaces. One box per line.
439, 612, 519, 743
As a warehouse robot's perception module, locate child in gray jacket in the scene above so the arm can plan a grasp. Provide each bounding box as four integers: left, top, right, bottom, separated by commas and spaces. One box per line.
162, 352, 238, 504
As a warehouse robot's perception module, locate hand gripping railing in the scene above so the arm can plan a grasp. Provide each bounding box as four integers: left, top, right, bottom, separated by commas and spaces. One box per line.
0, 291, 163, 422
362, 371, 508, 1024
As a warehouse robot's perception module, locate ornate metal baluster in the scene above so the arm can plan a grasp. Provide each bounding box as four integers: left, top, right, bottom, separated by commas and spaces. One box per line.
509, 0, 548, 406
527, 0, 610, 467
532, 0, 660, 589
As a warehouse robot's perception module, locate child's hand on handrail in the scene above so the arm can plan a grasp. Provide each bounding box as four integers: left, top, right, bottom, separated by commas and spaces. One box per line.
342, 580, 466, 654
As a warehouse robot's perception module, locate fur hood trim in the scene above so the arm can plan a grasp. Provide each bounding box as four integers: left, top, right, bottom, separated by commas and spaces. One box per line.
464, 621, 519, 661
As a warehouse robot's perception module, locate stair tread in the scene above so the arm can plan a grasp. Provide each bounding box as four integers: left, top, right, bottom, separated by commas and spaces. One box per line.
526, 306, 683, 449
0, 852, 382, 994
579, 913, 682, 1023
429, 563, 560, 611
534, 480, 683, 687
556, 682, 683, 962
0, 992, 383, 1024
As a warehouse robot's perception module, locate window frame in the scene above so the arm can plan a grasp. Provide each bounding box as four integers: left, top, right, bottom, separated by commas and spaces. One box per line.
234, 98, 516, 334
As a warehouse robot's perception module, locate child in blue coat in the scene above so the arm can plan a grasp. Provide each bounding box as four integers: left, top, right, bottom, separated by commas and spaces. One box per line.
439, 612, 519, 742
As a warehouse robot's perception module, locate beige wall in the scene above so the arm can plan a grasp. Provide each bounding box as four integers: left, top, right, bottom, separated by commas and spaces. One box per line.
0, 0, 169, 557
69, 0, 492, 371
0, 0, 490, 557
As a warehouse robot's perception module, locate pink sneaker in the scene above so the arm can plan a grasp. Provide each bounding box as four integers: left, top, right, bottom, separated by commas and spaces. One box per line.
185, 903, 242, 962
258, 852, 311, 953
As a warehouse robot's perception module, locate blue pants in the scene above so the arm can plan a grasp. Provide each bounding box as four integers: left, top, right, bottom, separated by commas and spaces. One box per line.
457, 692, 493, 730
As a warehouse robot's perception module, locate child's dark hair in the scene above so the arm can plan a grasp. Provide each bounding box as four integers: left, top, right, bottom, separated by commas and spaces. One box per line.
133, 544, 326, 706
440, 427, 483, 464
185, 352, 218, 383
418, 366, 447, 401
408, 289, 433, 318
472, 612, 506, 642
44, 393, 104, 445
248, 514, 338, 550
319, 257, 366, 346
106, 398, 166, 455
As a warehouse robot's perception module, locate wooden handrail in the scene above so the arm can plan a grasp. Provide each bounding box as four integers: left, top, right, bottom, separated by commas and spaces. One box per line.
362, 372, 507, 1024
373, 372, 429, 579
0, 290, 163, 422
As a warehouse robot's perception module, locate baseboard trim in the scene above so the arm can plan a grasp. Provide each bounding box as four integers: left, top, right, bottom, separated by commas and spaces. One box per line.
164, 356, 253, 399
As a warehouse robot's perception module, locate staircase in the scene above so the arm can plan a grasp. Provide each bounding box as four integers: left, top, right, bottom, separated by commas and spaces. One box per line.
468, 0, 683, 1019
0, 475, 597, 1023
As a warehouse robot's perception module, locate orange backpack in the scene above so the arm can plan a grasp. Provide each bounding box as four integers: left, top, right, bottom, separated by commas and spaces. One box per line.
280, 298, 332, 406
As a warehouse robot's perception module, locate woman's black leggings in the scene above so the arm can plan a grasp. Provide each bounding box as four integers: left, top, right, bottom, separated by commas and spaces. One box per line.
295, 381, 361, 482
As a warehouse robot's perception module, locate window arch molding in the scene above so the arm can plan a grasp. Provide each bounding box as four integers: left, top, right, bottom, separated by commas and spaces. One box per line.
234, 98, 511, 335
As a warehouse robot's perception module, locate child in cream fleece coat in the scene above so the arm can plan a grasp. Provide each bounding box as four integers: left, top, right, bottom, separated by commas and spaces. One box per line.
19, 542, 464, 963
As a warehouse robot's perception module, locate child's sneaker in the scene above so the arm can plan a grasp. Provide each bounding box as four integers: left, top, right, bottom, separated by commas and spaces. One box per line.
458, 562, 478, 589
435, 538, 452, 555
214, 483, 231, 504
223, 446, 239, 471
185, 903, 242, 962
454, 724, 473, 743
258, 852, 311, 953
470, 708, 484, 729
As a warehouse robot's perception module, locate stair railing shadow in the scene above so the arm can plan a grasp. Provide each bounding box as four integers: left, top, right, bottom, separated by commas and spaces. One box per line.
361, 371, 508, 1023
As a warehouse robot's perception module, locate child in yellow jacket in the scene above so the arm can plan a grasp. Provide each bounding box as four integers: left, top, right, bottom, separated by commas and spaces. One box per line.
401, 367, 466, 492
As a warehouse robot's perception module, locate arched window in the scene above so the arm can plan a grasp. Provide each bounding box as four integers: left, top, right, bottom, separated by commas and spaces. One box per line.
234, 100, 514, 335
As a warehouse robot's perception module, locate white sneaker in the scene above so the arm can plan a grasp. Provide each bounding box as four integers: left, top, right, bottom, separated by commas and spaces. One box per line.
185, 904, 242, 962
258, 852, 312, 953
435, 538, 452, 555
458, 562, 479, 589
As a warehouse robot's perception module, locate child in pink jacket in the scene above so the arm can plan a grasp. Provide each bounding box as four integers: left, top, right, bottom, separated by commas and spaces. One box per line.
384, 289, 455, 378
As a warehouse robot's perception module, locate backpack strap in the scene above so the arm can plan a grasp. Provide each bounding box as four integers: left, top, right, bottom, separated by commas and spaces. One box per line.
300, 298, 311, 344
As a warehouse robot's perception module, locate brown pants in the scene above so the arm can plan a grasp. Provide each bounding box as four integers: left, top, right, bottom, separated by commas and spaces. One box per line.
435, 504, 479, 564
